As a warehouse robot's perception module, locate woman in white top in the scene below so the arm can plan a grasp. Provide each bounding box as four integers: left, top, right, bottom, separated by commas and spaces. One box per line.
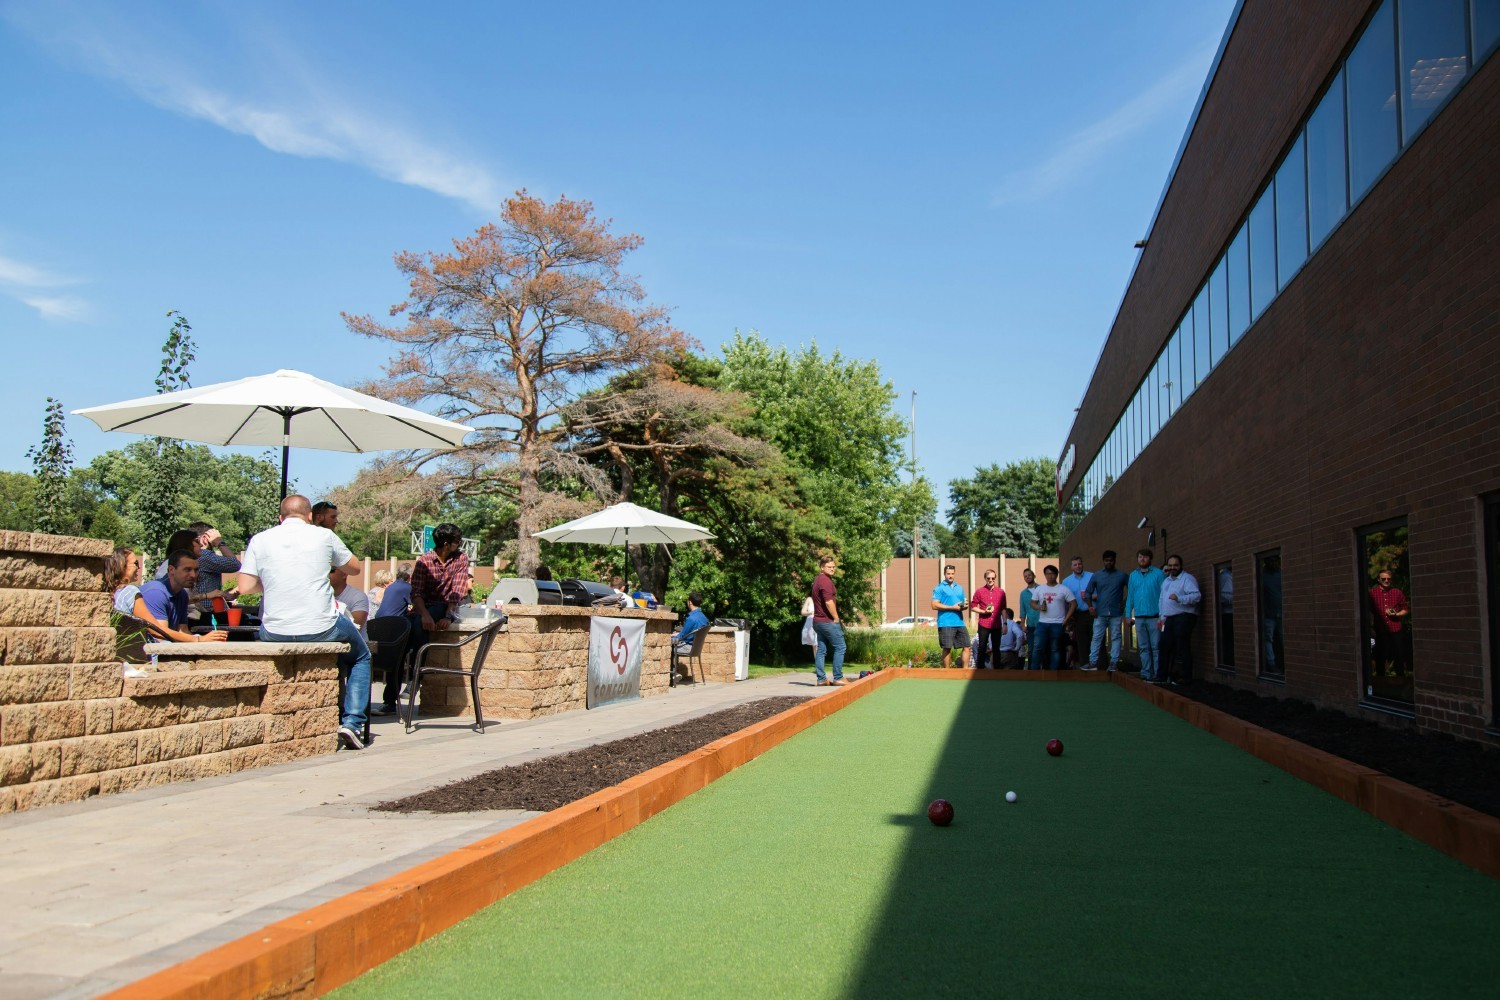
105, 546, 143, 616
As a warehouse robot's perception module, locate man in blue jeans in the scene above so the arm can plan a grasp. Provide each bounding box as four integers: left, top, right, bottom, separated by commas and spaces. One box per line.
810, 556, 847, 685
1125, 548, 1167, 681
1085, 550, 1129, 671
238, 494, 372, 750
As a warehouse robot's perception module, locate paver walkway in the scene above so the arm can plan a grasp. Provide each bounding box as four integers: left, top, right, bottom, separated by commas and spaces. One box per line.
0, 672, 828, 999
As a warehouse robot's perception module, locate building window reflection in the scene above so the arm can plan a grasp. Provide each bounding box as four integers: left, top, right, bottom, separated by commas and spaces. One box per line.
1257, 550, 1284, 677
1347, 0, 1399, 202
1215, 561, 1235, 670
1399, 0, 1469, 142
1359, 520, 1414, 706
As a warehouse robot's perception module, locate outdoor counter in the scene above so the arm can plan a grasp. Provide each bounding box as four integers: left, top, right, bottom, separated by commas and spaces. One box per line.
418, 606, 679, 720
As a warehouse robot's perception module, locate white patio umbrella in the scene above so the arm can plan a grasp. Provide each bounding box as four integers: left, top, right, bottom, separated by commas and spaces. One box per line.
73, 369, 471, 497
532, 501, 715, 579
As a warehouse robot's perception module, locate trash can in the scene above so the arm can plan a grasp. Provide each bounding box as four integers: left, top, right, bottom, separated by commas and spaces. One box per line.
714, 618, 751, 681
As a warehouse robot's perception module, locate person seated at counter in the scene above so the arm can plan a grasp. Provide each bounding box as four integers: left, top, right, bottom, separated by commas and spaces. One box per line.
154, 523, 241, 606
672, 592, 710, 658
134, 550, 228, 643
407, 523, 471, 652
238, 494, 371, 751
331, 566, 370, 641
105, 545, 144, 616
376, 565, 412, 617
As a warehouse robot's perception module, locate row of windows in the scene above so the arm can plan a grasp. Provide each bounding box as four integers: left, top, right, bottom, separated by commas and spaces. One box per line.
1210, 525, 1410, 707
1063, 0, 1499, 534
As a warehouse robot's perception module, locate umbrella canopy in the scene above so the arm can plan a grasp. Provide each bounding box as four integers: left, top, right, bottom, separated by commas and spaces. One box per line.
532, 502, 714, 546
73, 368, 470, 497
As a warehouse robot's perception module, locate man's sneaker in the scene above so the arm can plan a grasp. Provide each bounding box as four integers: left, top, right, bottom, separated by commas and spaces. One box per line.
370, 704, 396, 717
1107, 664, 1119, 673
338, 725, 366, 750
1080, 664, 1099, 672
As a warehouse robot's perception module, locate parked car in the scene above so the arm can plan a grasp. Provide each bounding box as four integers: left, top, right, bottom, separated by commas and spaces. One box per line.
881, 616, 935, 630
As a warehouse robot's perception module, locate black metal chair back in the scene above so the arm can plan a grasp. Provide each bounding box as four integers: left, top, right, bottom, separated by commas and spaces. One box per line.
405, 615, 507, 735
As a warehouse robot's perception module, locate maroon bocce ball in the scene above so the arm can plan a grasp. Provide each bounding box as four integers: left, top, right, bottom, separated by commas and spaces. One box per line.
927, 799, 955, 826
1046, 738, 1064, 757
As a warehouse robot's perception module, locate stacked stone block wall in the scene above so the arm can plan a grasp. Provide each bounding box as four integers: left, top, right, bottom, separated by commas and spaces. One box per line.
418, 607, 679, 720
1, 532, 341, 814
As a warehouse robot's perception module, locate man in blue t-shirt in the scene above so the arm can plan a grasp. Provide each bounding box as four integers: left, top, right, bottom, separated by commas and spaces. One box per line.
671, 592, 711, 677
931, 564, 969, 668
1125, 548, 1167, 681
135, 549, 227, 644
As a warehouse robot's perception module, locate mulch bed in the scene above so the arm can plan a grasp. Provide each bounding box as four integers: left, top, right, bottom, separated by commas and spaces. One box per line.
377, 697, 811, 814
1175, 681, 1500, 819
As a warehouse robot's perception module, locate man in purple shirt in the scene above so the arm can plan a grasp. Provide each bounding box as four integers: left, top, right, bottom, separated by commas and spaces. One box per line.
810, 555, 846, 686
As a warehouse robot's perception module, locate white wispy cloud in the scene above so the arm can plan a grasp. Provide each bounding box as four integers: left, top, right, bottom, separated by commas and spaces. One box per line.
4, 2, 503, 212
0, 251, 89, 322
992, 46, 1216, 206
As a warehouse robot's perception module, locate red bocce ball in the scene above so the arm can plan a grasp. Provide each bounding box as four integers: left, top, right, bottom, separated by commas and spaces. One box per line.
927, 799, 955, 826
1046, 738, 1064, 757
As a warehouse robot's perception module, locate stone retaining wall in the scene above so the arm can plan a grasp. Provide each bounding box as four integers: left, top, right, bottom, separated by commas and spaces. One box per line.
0, 531, 341, 814
418, 607, 678, 719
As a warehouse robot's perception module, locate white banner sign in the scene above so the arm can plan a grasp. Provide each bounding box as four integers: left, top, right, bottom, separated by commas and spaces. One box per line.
587, 615, 646, 709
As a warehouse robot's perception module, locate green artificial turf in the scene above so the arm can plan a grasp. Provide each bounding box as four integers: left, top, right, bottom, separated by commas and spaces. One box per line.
335, 681, 1500, 998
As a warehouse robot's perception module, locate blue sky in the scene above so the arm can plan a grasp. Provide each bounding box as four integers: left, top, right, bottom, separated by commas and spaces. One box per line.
0, 0, 1236, 517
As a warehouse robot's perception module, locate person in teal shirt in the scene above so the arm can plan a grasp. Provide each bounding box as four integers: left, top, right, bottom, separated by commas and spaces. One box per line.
1124, 549, 1167, 681
1018, 567, 1041, 669
931, 564, 969, 668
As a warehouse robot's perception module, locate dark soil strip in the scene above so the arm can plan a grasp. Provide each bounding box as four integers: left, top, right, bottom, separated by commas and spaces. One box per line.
377, 697, 811, 814
1176, 681, 1500, 818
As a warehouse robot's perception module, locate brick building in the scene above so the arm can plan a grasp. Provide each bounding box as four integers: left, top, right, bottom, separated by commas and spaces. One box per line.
1056, 0, 1500, 744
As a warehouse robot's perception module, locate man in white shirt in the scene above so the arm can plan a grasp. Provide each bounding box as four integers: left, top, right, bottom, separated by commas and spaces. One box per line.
1028, 565, 1075, 670
1158, 554, 1202, 686
332, 567, 370, 641
237, 494, 372, 750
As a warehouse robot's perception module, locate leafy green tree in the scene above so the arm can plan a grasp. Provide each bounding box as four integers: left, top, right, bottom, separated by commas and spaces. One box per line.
26, 398, 75, 535
716, 332, 930, 624
137, 311, 197, 554
0, 472, 36, 531
892, 505, 941, 558
79, 441, 282, 550
947, 458, 1060, 555
981, 503, 1040, 556
561, 354, 775, 599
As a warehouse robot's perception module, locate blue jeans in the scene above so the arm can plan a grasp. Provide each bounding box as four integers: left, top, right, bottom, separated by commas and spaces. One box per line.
261, 615, 371, 730
1025, 621, 1041, 669
1033, 622, 1065, 670
1135, 618, 1161, 679
1090, 615, 1123, 666
813, 620, 845, 682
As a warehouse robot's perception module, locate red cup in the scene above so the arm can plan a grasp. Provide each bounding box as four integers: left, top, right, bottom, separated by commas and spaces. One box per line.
211, 595, 227, 614
226, 607, 242, 626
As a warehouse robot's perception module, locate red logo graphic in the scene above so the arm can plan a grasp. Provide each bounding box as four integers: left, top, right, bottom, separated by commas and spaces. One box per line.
609, 626, 629, 675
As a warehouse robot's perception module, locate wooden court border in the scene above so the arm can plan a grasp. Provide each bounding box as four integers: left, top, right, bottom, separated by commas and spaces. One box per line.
106, 667, 1495, 998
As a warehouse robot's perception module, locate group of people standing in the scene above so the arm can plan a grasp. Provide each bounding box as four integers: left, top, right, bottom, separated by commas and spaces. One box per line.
929, 549, 1203, 684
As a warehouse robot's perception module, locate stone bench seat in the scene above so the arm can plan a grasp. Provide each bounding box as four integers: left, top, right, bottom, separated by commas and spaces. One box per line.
123, 668, 271, 698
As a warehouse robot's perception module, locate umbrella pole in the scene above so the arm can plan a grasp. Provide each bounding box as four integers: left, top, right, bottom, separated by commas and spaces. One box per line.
279, 411, 292, 499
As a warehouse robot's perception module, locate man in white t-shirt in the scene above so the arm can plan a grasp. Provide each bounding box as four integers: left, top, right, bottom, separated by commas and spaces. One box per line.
332, 567, 370, 641
237, 494, 372, 751
1027, 564, 1075, 671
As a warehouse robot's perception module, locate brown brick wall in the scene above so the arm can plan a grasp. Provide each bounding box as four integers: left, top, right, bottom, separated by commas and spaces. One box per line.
1060, 4, 1500, 744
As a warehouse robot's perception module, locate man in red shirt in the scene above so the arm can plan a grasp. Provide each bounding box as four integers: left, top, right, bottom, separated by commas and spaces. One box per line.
810, 555, 846, 686
407, 522, 471, 652
1368, 571, 1410, 677
969, 569, 1007, 669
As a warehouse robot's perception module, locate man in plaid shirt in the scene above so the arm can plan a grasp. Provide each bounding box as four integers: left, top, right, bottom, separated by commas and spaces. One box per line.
407, 522, 471, 651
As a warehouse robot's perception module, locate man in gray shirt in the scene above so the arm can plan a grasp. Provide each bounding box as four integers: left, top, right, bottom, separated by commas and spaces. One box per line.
1084, 550, 1129, 672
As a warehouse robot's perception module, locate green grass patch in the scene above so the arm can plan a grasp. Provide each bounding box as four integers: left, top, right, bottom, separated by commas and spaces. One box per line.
335, 682, 1500, 998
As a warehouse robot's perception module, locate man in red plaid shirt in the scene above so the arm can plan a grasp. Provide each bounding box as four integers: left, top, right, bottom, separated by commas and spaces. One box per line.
407, 522, 471, 650
1368, 570, 1410, 677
